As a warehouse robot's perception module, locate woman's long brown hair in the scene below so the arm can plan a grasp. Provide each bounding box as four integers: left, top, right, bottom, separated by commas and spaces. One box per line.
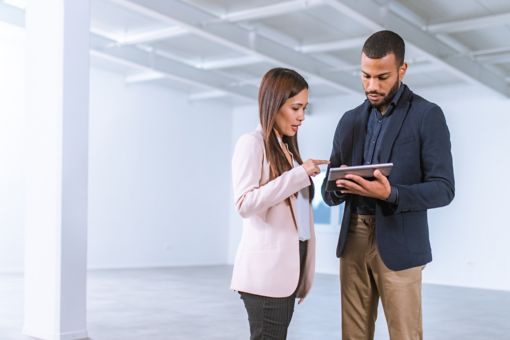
258, 68, 314, 201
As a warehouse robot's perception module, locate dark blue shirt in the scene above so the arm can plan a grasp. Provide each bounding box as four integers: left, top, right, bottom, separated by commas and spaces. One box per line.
354, 84, 404, 215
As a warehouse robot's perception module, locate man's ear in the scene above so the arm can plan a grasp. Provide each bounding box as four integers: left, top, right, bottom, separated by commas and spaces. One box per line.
399, 62, 408, 80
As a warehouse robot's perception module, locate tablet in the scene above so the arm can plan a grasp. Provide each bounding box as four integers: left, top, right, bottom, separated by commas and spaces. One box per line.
325, 163, 393, 192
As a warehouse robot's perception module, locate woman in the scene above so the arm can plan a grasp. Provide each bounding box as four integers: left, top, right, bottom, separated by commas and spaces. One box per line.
231, 67, 328, 339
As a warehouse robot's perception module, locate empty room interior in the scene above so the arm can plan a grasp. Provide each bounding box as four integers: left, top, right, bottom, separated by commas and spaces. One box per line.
1, 0, 510, 339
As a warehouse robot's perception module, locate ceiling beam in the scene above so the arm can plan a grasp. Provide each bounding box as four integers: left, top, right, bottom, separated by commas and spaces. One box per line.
470, 47, 510, 78
386, 1, 426, 27
135, 44, 263, 71
297, 37, 365, 53
91, 49, 146, 70
110, 0, 361, 94
406, 62, 443, 75
125, 71, 165, 84
475, 52, 510, 64
91, 33, 257, 101
470, 47, 510, 74
3, 0, 26, 9
433, 33, 471, 54
118, 26, 188, 45
90, 26, 123, 42
244, 21, 301, 48
471, 46, 510, 57
189, 90, 227, 101
0, 2, 24, 27
198, 55, 264, 70
138, 44, 200, 68
220, 0, 324, 22
427, 12, 510, 34
323, 0, 509, 97
239, 21, 356, 74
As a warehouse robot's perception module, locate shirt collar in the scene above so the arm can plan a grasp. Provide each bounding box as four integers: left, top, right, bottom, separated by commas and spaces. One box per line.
390, 82, 405, 107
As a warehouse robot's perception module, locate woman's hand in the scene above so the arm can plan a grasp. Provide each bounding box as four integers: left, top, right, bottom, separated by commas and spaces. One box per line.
302, 159, 330, 177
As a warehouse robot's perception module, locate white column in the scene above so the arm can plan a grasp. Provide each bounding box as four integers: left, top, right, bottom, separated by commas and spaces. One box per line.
24, 1, 90, 339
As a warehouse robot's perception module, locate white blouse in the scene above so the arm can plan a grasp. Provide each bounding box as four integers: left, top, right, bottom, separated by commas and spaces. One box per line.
294, 160, 311, 241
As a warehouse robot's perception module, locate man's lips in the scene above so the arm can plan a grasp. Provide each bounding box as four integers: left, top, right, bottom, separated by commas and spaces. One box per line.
367, 93, 383, 100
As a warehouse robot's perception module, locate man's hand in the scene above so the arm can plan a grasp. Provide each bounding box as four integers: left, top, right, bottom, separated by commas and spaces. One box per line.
336, 169, 391, 200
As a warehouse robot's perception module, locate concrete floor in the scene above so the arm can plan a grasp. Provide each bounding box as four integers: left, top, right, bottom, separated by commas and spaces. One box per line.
1, 265, 509, 339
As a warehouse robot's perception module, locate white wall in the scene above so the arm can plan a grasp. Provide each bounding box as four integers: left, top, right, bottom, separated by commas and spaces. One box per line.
418, 84, 510, 291
88, 68, 233, 268
0, 24, 25, 272
0, 56, 234, 271
1, 21, 508, 289
228, 105, 258, 262
228, 86, 510, 291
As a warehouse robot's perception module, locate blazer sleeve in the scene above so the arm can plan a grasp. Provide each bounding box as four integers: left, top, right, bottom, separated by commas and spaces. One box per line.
232, 134, 311, 218
385, 105, 455, 214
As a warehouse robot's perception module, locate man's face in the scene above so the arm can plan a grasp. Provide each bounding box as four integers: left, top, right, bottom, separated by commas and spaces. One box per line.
360, 52, 407, 112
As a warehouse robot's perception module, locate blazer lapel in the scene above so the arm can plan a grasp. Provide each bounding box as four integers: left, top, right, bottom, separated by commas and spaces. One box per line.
379, 86, 413, 163
351, 101, 371, 165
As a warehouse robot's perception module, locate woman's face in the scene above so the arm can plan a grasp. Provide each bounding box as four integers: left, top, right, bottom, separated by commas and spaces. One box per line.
274, 89, 308, 137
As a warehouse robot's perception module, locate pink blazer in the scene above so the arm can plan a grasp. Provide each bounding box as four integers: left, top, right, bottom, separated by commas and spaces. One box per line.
230, 126, 316, 298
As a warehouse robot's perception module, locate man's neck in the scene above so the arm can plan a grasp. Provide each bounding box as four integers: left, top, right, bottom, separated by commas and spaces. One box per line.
379, 105, 389, 115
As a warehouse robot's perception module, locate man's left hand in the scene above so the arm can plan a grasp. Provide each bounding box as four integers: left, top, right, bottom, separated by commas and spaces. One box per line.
336, 169, 391, 200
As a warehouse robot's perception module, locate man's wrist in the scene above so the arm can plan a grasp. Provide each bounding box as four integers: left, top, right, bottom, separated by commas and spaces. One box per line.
384, 186, 399, 204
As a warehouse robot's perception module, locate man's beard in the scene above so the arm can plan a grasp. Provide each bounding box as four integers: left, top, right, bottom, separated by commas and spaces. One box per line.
366, 77, 400, 111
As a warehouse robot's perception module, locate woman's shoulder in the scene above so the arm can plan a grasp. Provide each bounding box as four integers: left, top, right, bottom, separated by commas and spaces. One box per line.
235, 129, 264, 148
232, 128, 266, 165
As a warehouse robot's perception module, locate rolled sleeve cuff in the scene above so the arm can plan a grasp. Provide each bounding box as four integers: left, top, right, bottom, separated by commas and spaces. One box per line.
385, 186, 399, 205
332, 190, 343, 199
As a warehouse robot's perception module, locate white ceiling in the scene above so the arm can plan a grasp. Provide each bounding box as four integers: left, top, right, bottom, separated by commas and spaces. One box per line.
2, 0, 510, 103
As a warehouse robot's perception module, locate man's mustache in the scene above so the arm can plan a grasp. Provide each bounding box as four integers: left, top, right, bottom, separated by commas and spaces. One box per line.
366, 91, 385, 96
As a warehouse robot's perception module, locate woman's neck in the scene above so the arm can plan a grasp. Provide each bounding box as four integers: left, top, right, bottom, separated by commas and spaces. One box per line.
273, 128, 283, 143
274, 129, 292, 165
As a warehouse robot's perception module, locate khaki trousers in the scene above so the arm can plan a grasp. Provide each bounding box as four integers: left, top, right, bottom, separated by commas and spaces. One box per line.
340, 214, 423, 340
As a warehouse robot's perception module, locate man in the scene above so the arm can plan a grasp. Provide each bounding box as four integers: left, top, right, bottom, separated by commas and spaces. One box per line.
321, 30, 455, 340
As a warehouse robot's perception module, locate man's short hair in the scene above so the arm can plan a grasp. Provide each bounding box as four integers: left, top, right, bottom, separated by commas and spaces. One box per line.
362, 30, 405, 66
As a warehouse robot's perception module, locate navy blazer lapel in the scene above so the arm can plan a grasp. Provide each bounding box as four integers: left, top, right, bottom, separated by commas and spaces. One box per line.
379, 86, 413, 163
351, 101, 371, 166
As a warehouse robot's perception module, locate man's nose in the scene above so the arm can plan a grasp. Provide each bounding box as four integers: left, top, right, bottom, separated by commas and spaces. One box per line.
367, 78, 379, 92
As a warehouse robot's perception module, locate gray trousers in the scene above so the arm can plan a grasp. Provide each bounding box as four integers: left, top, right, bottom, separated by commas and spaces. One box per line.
239, 240, 307, 340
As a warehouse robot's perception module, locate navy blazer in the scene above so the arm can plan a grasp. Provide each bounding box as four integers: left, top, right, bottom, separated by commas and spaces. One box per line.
321, 85, 455, 271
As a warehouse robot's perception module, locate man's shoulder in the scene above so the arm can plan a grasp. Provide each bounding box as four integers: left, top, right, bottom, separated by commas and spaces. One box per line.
341, 101, 368, 121
407, 88, 440, 112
